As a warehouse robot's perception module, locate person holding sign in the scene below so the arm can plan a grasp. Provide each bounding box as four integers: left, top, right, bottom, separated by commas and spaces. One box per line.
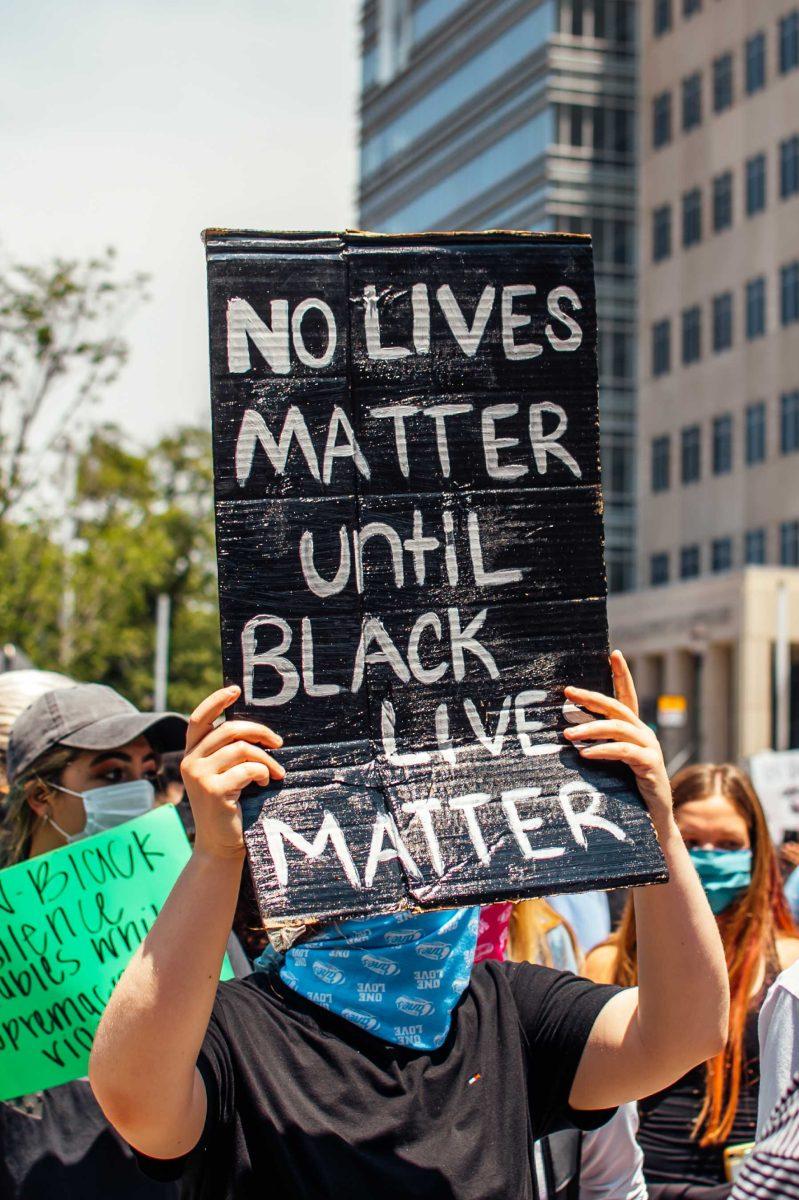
90, 652, 729, 1200
0, 682, 187, 1200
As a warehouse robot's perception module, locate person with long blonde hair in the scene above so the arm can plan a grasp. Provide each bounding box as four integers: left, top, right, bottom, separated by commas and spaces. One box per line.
585, 763, 799, 1194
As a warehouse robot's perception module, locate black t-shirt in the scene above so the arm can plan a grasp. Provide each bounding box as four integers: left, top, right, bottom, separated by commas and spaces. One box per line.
0, 1081, 178, 1200
138, 960, 619, 1200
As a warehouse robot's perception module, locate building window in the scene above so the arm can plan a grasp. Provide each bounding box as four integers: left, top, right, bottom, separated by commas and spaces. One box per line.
745, 31, 767, 93
650, 553, 670, 586
745, 152, 767, 216
682, 187, 702, 246
681, 424, 701, 483
781, 390, 799, 454
712, 414, 733, 474
712, 170, 733, 232
781, 261, 799, 325
680, 544, 701, 578
745, 277, 767, 340
651, 435, 671, 492
712, 292, 734, 352
745, 401, 767, 465
781, 520, 799, 566
606, 441, 634, 496
652, 318, 672, 376
780, 135, 799, 199
745, 528, 767, 565
682, 72, 702, 131
713, 52, 734, 113
682, 304, 702, 364
653, 204, 672, 262
711, 537, 733, 573
683, 0, 701, 15
653, 91, 672, 148
780, 10, 799, 75
610, 330, 634, 379
654, 0, 672, 37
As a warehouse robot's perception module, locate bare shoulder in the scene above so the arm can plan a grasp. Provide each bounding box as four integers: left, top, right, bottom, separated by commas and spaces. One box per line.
583, 941, 619, 984
776, 934, 799, 971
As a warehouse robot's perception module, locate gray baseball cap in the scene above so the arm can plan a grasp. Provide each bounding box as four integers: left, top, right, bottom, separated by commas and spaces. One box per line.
6, 683, 188, 785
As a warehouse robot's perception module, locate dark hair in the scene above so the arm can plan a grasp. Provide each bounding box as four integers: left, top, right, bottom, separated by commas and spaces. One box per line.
0, 745, 78, 866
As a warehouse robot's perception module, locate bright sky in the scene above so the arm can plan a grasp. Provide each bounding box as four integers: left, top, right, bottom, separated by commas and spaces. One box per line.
1, 0, 361, 445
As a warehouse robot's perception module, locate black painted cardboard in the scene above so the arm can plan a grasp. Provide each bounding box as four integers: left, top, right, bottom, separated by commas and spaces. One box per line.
204, 229, 667, 926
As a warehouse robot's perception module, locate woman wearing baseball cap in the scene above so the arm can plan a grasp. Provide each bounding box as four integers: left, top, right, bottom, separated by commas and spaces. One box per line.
2, 682, 187, 863
0, 681, 187, 1200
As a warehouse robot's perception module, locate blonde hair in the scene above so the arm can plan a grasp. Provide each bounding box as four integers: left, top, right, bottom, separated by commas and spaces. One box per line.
0, 746, 77, 866
507, 898, 581, 969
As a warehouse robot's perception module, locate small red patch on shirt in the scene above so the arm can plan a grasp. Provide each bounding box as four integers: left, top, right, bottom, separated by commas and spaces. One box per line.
468, 1073, 481, 1086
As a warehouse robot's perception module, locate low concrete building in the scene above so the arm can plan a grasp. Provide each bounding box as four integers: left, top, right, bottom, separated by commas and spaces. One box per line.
609, 567, 799, 764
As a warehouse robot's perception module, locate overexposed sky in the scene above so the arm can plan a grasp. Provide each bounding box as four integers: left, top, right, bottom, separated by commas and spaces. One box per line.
1, 0, 360, 444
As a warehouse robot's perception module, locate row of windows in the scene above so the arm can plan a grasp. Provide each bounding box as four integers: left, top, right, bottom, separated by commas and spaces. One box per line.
557, 0, 636, 44
651, 140, 799, 261
651, 264, 799, 376
650, 395, 799, 492
650, 522, 799, 587
553, 102, 635, 157
651, 12, 799, 150
653, 0, 702, 37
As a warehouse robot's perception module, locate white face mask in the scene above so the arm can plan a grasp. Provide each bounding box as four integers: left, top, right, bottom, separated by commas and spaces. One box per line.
47, 779, 156, 843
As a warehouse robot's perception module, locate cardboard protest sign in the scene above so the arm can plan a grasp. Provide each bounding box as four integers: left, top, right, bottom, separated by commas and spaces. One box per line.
204, 229, 667, 926
0, 805, 231, 1099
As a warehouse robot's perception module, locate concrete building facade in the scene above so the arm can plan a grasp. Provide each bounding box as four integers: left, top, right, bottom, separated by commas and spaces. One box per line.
610, 0, 799, 762
358, 0, 639, 592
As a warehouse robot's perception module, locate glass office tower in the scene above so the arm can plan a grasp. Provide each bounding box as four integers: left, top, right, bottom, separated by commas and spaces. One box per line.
358, 0, 638, 591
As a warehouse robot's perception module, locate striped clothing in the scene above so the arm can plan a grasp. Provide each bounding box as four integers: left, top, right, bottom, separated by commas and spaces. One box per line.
732, 1071, 799, 1198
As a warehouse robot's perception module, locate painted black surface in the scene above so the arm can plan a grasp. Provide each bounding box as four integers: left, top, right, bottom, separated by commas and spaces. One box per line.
205, 229, 667, 924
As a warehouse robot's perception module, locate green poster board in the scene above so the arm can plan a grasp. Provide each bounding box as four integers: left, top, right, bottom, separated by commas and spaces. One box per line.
0, 804, 232, 1100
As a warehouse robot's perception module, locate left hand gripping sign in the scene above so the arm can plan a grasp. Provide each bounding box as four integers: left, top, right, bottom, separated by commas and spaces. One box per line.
0, 805, 231, 1100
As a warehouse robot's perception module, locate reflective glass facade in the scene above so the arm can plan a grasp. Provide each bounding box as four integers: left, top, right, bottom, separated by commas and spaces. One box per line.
358, 0, 639, 591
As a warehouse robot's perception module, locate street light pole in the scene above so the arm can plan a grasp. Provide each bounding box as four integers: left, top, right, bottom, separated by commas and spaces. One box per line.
154, 593, 171, 711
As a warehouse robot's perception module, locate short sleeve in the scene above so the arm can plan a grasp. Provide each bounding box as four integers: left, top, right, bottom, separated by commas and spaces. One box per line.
757, 981, 799, 1135
131, 994, 235, 1182
505, 960, 621, 1137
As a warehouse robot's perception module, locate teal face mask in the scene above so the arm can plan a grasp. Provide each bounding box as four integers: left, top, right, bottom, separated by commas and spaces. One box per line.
689, 847, 752, 915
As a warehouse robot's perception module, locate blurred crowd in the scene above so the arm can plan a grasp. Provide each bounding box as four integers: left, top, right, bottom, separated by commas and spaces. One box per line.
1, 666, 799, 1199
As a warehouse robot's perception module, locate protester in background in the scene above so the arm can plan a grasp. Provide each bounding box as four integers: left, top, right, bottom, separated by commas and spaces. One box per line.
547, 891, 611, 958
586, 764, 799, 1197
91, 653, 728, 1200
730, 1070, 799, 1199
154, 749, 186, 807
756, 958, 799, 1135
0, 668, 75, 791
510, 897, 581, 972
0, 682, 187, 1200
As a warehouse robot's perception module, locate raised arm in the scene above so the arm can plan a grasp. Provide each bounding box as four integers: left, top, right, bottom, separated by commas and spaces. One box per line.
567, 651, 729, 1110
89, 687, 284, 1159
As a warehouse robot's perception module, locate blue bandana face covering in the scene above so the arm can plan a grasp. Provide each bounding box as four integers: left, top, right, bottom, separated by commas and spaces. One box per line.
271, 907, 479, 1050
689, 847, 753, 915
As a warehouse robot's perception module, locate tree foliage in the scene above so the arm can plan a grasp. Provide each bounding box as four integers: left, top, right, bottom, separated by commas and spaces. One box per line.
0, 247, 148, 517
0, 424, 220, 713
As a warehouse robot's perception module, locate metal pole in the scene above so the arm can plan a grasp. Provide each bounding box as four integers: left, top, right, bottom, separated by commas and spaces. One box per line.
59, 440, 78, 670
776, 580, 790, 752
154, 593, 171, 711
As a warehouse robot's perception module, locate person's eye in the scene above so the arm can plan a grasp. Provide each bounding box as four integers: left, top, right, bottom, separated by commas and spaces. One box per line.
144, 770, 160, 785
99, 768, 125, 784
